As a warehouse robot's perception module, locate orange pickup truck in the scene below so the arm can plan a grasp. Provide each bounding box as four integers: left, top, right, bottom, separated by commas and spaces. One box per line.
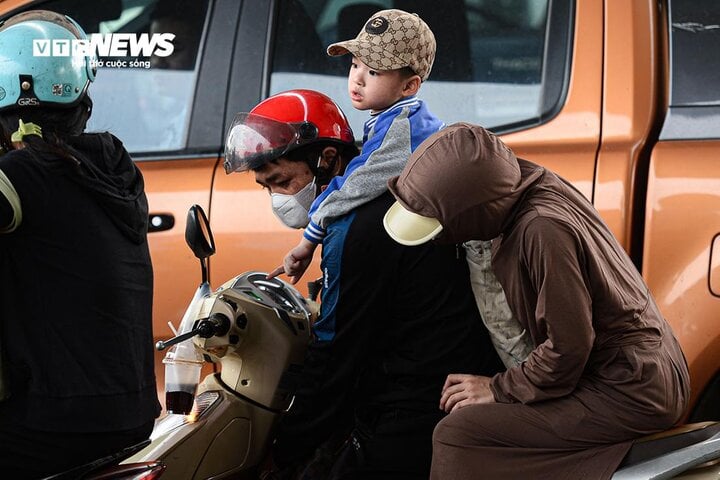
1, 0, 718, 422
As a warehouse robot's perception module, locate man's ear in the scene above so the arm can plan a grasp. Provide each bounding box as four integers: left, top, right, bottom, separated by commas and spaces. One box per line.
319, 146, 338, 168
402, 75, 422, 97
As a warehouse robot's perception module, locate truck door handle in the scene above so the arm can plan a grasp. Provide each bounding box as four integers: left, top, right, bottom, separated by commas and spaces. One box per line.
148, 213, 175, 233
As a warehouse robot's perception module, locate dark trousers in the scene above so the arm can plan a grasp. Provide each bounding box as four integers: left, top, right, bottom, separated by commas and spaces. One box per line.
0, 419, 154, 479
322, 409, 444, 480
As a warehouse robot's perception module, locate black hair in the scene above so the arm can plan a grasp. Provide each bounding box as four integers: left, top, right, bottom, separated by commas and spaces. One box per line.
399, 66, 418, 78
0, 95, 93, 163
283, 140, 360, 187
251, 140, 360, 188
285, 141, 359, 164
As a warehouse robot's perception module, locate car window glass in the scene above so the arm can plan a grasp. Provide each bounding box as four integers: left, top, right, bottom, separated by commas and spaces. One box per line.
37, 0, 209, 153
270, 0, 551, 135
669, 0, 720, 106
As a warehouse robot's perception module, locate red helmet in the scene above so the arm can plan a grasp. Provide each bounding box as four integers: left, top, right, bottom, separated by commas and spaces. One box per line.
224, 89, 356, 173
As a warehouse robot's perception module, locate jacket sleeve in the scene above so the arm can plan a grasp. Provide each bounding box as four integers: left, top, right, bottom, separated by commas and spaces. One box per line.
273, 209, 395, 466
303, 108, 413, 243
490, 217, 595, 403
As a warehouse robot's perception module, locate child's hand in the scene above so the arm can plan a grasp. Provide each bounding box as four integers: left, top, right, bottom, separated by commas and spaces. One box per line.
267, 238, 317, 284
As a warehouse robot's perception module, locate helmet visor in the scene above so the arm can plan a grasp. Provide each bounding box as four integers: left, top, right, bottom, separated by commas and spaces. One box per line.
224, 113, 318, 173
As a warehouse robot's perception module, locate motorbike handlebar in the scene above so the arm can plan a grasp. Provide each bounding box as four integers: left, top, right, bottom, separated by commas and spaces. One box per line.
156, 313, 231, 351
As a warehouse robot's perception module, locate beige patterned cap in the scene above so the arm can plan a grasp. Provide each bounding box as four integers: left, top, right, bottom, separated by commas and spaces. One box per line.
327, 9, 436, 81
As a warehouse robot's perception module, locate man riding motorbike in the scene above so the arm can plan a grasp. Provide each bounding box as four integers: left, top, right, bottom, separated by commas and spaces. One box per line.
225, 90, 504, 479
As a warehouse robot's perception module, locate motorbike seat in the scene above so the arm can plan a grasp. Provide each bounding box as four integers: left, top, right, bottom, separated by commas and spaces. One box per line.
618, 421, 720, 468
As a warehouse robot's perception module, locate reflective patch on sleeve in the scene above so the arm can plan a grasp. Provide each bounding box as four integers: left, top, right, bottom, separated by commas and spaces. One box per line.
0, 169, 22, 233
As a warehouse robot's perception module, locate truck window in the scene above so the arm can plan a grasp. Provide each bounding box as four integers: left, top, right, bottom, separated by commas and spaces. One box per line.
669, 0, 720, 106
661, 0, 720, 140
37, 0, 210, 153
269, 0, 571, 136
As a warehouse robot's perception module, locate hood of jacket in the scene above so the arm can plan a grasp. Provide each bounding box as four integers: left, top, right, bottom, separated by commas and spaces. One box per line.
388, 123, 543, 242
65, 132, 149, 244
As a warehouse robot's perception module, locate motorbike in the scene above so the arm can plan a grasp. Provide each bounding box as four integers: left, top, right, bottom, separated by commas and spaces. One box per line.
43, 204, 316, 480
123, 204, 316, 479
45, 205, 720, 479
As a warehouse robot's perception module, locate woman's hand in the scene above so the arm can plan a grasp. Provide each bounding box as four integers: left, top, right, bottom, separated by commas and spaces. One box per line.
439, 374, 496, 413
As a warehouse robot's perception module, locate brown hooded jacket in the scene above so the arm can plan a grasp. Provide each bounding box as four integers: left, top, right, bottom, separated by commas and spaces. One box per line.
388, 123, 691, 479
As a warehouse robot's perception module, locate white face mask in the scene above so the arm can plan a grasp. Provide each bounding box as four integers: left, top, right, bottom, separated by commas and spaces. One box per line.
271, 178, 316, 229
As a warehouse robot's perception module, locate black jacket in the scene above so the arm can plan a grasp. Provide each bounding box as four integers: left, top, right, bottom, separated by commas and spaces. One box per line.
273, 192, 504, 465
0, 133, 160, 432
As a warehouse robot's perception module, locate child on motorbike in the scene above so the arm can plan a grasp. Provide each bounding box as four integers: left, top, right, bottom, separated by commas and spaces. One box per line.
269, 9, 444, 284
0, 11, 160, 478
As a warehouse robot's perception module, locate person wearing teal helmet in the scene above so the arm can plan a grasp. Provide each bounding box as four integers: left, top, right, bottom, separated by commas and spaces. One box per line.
0, 10, 96, 112
0, 10, 160, 478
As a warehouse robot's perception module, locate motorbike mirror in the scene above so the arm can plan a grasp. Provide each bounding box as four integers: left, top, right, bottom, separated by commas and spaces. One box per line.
185, 205, 215, 260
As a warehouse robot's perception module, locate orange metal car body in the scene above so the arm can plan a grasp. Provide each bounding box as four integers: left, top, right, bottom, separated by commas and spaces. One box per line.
1, 0, 717, 421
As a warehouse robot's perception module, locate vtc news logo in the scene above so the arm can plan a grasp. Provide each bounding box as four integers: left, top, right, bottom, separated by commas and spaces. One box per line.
32, 33, 175, 59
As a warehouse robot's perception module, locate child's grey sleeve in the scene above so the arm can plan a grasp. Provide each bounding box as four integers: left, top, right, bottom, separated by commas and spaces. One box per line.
310, 111, 412, 229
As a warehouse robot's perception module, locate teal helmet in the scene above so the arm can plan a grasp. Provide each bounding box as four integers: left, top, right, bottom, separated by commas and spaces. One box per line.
0, 10, 96, 112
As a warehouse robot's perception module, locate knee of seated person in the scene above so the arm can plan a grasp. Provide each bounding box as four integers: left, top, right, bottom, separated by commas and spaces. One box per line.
433, 411, 468, 446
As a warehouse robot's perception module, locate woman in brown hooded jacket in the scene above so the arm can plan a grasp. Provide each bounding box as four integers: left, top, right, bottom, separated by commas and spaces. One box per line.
383, 123, 690, 479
